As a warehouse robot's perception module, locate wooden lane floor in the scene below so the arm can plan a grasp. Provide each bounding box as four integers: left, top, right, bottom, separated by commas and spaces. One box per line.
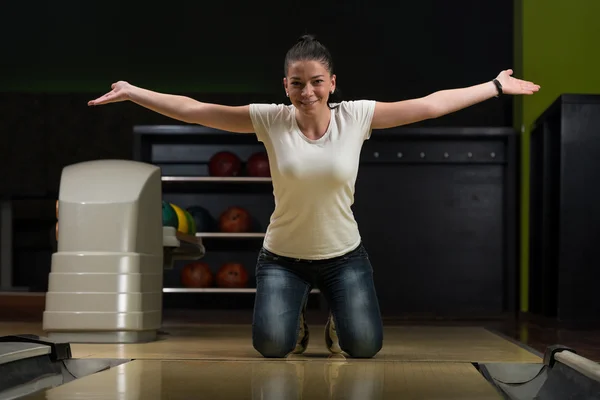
22, 359, 504, 399
1, 321, 542, 399
0, 322, 541, 363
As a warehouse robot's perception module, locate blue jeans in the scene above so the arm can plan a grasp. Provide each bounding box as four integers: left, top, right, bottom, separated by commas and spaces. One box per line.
252, 243, 383, 358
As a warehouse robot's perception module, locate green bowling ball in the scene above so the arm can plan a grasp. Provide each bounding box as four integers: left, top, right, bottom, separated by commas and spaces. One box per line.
162, 201, 178, 228
184, 210, 197, 235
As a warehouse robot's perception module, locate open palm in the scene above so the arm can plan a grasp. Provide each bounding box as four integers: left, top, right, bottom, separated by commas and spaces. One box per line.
496, 69, 540, 95
88, 81, 132, 106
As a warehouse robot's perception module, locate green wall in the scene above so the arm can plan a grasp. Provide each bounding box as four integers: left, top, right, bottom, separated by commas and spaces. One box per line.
514, 0, 600, 312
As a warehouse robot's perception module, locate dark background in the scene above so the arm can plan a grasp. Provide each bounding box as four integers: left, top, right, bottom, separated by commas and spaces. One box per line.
1, 1, 513, 96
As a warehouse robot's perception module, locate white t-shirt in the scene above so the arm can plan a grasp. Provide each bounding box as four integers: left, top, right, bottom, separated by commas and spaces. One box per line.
249, 100, 376, 260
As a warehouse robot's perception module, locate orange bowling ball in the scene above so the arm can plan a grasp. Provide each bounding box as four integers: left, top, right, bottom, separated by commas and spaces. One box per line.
181, 262, 213, 288
219, 206, 252, 233
216, 262, 249, 288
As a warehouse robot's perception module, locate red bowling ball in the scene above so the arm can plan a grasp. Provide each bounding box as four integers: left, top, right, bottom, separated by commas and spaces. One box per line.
208, 151, 242, 177
247, 152, 270, 177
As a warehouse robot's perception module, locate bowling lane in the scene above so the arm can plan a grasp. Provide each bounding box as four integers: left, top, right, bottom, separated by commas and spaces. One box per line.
22, 359, 503, 399
0, 322, 541, 363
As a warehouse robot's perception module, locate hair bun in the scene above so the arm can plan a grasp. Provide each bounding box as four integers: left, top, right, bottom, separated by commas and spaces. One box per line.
298, 34, 316, 43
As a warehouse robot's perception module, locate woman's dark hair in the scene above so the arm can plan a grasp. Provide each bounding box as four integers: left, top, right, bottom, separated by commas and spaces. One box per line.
284, 34, 341, 109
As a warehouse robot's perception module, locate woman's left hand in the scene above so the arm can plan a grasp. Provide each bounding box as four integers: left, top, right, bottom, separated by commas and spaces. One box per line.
496, 69, 541, 95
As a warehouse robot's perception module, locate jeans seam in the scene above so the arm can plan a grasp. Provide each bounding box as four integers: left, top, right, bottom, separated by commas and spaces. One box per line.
294, 286, 311, 346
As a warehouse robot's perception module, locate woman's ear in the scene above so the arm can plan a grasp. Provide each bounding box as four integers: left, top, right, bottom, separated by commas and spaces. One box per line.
283, 77, 289, 97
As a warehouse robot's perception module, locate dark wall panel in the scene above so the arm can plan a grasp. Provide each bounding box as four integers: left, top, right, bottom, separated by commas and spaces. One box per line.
529, 94, 600, 324
354, 164, 505, 316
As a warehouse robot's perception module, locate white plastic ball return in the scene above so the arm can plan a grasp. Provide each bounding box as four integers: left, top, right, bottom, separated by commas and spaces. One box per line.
42, 159, 205, 344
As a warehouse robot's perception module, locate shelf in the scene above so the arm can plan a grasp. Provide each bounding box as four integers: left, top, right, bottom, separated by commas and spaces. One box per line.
161, 176, 273, 194
163, 227, 206, 269
163, 288, 321, 294
195, 232, 265, 239
162, 176, 271, 183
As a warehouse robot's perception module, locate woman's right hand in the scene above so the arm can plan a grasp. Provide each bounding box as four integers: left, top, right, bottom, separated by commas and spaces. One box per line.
88, 81, 134, 106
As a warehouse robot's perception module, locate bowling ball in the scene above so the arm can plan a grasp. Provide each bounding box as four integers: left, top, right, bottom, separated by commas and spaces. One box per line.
219, 206, 252, 233
183, 210, 197, 235
216, 262, 249, 288
187, 206, 216, 233
181, 262, 213, 288
247, 152, 271, 177
208, 151, 242, 177
169, 203, 189, 233
162, 201, 178, 228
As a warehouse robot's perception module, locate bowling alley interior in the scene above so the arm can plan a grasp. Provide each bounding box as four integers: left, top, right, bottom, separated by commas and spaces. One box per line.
2, 2, 600, 399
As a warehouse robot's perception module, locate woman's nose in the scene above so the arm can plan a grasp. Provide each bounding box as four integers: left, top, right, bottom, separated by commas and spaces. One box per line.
301, 85, 313, 97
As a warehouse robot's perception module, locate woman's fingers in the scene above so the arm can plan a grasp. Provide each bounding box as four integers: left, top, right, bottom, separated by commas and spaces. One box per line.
88, 81, 131, 106
88, 88, 126, 106
88, 91, 114, 106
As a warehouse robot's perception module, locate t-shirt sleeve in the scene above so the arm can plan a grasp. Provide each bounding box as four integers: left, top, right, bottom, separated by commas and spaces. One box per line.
249, 103, 285, 143
340, 100, 377, 140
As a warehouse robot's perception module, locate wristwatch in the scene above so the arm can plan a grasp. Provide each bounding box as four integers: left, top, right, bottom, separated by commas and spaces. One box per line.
492, 79, 503, 97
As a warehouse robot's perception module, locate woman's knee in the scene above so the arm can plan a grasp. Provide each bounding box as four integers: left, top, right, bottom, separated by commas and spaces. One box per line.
337, 319, 383, 358
252, 325, 296, 358
253, 336, 295, 358
342, 334, 383, 358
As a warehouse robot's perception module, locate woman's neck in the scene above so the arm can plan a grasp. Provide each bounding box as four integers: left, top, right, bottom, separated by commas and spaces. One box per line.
295, 106, 331, 140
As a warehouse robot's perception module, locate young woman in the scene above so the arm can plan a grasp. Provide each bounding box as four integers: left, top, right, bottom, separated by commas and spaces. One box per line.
88, 35, 540, 359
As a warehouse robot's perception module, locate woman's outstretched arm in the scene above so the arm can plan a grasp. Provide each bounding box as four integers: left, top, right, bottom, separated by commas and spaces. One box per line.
371, 69, 540, 129
88, 81, 254, 133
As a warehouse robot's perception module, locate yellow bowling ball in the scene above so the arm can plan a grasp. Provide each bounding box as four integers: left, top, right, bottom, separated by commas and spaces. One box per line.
169, 203, 189, 234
